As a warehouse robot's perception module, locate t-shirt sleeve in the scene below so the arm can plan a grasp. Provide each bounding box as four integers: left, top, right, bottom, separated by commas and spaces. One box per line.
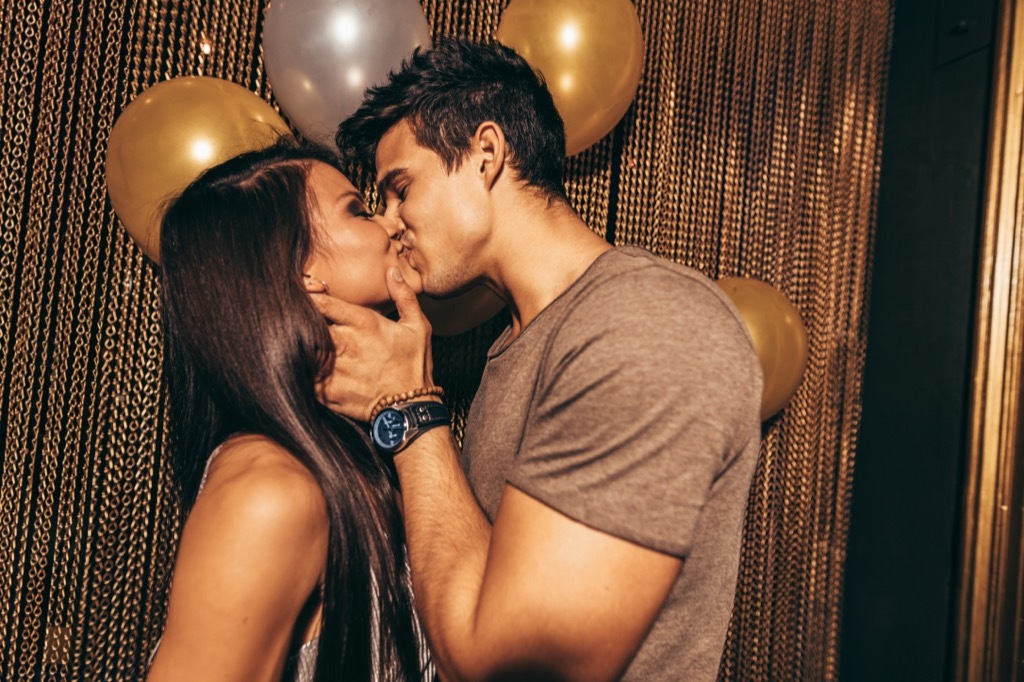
507, 267, 762, 558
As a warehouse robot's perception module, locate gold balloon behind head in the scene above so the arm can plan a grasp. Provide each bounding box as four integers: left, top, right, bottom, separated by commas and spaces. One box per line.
496, 0, 645, 156
105, 76, 290, 262
717, 277, 809, 421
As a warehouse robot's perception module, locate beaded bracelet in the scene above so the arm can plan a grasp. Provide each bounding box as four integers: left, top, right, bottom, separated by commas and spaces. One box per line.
370, 386, 445, 422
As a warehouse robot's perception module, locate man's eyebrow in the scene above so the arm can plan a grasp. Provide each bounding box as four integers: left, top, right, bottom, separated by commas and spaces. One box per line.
376, 168, 408, 198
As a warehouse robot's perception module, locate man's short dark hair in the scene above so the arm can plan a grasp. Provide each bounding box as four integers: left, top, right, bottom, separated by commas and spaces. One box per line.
336, 38, 568, 203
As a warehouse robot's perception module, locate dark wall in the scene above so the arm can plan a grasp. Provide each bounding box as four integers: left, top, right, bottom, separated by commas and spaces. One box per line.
841, 0, 997, 680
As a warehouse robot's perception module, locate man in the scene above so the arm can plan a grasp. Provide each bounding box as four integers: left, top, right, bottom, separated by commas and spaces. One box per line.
315, 39, 763, 681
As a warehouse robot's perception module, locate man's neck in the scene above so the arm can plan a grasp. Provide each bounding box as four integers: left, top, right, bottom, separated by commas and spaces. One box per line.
483, 199, 612, 340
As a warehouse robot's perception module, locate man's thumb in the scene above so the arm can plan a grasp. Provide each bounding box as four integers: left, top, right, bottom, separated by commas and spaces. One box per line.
387, 267, 426, 324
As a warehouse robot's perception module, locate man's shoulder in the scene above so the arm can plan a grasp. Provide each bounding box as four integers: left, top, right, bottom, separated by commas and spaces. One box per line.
561, 246, 753, 347
575, 247, 735, 309
586, 245, 707, 281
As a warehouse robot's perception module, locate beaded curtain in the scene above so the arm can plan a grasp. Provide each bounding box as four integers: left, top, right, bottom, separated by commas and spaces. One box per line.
0, 0, 891, 679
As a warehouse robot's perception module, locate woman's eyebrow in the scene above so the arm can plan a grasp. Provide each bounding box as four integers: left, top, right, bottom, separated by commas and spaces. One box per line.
335, 190, 364, 204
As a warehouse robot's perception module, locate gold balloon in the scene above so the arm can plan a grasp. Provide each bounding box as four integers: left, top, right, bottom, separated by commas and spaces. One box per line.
717, 277, 809, 421
496, 0, 644, 156
105, 77, 290, 262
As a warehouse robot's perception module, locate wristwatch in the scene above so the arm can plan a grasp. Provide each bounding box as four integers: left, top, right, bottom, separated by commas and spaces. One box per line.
370, 400, 451, 455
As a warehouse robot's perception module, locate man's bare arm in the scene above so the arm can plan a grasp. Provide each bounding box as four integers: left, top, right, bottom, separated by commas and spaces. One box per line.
314, 270, 680, 681
394, 427, 680, 682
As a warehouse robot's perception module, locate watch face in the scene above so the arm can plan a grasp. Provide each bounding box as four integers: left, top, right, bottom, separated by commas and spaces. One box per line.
372, 409, 407, 451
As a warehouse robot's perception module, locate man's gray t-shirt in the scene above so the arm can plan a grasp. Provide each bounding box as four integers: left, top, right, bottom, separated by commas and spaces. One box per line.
461, 246, 763, 680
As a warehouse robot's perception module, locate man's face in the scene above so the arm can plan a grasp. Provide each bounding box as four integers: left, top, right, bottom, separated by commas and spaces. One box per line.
374, 120, 489, 298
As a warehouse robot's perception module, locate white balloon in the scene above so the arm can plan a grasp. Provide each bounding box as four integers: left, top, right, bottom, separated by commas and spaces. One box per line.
264, 0, 432, 147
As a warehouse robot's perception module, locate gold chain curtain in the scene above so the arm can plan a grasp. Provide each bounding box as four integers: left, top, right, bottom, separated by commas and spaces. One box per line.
0, 0, 892, 678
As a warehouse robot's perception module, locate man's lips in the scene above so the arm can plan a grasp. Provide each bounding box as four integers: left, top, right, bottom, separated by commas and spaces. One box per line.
392, 242, 412, 261
398, 247, 419, 271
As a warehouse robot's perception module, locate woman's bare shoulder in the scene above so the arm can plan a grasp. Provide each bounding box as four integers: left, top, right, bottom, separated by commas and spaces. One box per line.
183, 433, 328, 586
150, 435, 329, 679
200, 433, 327, 530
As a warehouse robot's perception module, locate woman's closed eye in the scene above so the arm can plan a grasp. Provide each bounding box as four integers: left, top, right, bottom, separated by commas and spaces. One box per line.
346, 199, 373, 218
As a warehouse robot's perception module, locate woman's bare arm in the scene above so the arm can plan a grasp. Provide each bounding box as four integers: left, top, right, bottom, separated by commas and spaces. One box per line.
147, 436, 328, 682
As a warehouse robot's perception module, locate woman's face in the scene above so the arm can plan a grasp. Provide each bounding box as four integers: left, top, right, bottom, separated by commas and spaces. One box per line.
303, 161, 422, 311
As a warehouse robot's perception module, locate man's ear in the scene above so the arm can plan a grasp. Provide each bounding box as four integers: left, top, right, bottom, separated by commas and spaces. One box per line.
473, 121, 506, 190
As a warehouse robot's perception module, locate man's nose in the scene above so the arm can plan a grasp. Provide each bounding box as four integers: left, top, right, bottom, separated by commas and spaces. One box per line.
378, 213, 405, 240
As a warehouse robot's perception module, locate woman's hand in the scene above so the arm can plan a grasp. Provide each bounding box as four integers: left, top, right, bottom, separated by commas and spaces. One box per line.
311, 267, 435, 423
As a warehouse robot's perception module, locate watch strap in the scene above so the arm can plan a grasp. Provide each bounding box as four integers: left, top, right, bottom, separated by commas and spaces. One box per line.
405, 401, 450, 430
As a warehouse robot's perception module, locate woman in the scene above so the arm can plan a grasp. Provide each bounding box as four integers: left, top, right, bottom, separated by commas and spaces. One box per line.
147, 138, 429, 681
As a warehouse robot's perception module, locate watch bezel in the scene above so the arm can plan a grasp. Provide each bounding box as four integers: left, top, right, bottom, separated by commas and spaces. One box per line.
370, 400, 451, 456
371, 407, 409, 453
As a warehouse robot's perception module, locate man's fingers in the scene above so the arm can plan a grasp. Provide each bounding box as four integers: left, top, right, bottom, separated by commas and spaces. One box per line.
326, 323, 355, 355
387, 268, 429, 331
310, 292, 372, 327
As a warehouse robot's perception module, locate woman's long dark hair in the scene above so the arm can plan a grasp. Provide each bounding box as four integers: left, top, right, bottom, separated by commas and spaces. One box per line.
159, 138, 423, 681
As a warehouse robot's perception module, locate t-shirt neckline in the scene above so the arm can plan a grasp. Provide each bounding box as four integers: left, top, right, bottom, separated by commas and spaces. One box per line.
487, 246, 625, 360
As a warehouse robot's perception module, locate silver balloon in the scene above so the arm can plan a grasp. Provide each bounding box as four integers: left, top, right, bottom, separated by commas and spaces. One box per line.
264, 0, 432, 147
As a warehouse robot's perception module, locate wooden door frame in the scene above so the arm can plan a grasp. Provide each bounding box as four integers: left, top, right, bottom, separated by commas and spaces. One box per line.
954, 0, 1024, 679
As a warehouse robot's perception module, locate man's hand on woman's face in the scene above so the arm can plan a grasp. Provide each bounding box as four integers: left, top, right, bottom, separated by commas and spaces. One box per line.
310, 267, 434, 423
